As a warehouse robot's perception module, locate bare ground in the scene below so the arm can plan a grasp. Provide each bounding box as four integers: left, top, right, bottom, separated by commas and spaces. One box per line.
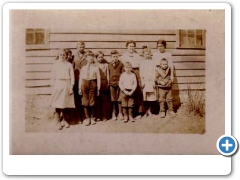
25, 95, 205, 134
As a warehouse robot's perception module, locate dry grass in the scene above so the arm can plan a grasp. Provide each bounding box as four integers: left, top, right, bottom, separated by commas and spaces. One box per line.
184, 85, 205, 117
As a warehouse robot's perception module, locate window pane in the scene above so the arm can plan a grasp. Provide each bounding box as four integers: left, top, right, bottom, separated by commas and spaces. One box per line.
35, 32, 45, 44
188, 30, 195, 46
180, 30, 187, 46
196, 30, 202, 35
26, 29, 34, 45
196, 34, 203, 46
178, 29, 205, 48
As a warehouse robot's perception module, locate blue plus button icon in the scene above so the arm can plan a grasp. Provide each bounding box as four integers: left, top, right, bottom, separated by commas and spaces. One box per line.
217, 135, 238, 156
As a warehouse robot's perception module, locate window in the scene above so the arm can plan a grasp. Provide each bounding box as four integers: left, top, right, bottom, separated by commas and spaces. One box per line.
26, 28, 49, 49
176, 29, 206, 49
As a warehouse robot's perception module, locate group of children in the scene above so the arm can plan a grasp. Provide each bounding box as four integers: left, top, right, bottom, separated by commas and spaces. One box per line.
48, 40, 176, 130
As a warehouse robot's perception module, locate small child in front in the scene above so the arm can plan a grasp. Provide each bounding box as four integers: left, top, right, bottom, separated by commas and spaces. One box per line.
155, 58, 176, 118
119, 62, 137, 123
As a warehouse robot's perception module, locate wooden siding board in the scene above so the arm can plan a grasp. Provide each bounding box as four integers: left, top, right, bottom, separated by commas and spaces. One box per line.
26, 57, 55, 64
174, 70, 205, 77
174, 62, 205, 70
26, 64, 53, 72
26, 50, 54, 57
49, 41, 176, 49
172, 83, 205, 90
50, 29, 176, 35
26, 72, 51, 80
26, 87, 52, 95
26, 49, 205, 57
26, 80, 50, 87
25, 55, 205, 64
171, 49, 205, 56
26, 63, 205, 73
172, 56, 205, 62
50, 34, 176, 42
25, 30, 206, 93
26, 71, 205, 81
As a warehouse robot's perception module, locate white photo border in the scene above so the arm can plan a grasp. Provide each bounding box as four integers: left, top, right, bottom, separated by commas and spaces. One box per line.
3, 2, 231, 175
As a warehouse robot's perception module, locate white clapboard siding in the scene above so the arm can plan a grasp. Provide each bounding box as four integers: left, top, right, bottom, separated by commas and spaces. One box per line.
26, 72, 51, 80
26, 80, 51, 87
50, 34, 176, 42
25, 29, 206, 94
25, 55, 205, 64
171, 49, 205, 56
26, 64, 53, 72
174, 62, 205, 70
50, 29, 177, 35
26, 87, 52, 95
26, 49, 205, 57
25, 71, 205, 82
172, 56, 205, 62
49, 41, 176, 50
174, 70, 205, 77
25, 62, 205, 73
26, 57, 55, 64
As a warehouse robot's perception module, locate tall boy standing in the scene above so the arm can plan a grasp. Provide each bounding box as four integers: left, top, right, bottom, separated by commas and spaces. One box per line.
73, 41, 87, 124
108, 50, 124, 120
79, 51, 101, 126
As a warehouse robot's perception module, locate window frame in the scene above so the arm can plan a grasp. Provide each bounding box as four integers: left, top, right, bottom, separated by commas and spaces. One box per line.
176, 29, 206, 49
25, 29, 50, 50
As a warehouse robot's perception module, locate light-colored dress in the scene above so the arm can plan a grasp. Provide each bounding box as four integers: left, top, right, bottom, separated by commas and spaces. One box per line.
48, 60, 75, 108
139, 59, 157, 101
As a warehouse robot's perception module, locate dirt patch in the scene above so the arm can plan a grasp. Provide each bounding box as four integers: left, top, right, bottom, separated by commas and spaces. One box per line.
25, 95, 205, 134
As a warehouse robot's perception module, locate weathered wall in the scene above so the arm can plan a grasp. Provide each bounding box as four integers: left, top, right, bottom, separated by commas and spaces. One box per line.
25, 29, 205, 94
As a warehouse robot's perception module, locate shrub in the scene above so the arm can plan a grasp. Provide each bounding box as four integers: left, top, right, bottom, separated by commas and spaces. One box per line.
185, 85, 205, 117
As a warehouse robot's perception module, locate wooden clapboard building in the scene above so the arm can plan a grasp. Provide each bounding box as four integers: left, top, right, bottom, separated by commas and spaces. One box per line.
25, 29, 205, 100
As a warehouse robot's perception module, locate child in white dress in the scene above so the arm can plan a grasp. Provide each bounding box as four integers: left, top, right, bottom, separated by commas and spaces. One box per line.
139, 48, 157, 118
49, 49, 75, 130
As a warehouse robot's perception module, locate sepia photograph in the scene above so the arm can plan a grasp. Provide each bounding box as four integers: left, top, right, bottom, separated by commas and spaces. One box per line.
8, 6, 225, 155
25, 25, 206, 134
